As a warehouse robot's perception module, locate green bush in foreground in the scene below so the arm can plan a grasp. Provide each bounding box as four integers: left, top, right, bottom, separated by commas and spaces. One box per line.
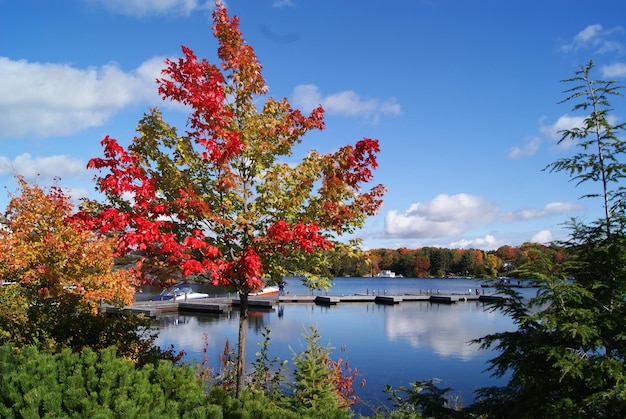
0, 345, 220, 418
0, 344, 356, 418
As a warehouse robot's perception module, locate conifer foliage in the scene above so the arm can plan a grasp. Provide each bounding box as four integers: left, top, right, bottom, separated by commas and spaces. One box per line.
0, 345, 219, 417
472, 62, 626, 418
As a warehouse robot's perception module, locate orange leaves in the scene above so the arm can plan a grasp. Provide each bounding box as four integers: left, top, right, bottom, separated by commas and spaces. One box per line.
212, 2, 266, 95
0, 180, 137, 309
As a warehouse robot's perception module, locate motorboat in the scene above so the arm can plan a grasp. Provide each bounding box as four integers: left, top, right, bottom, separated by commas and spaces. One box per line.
377, 270, 396, 278
250, 285, 280, 296
151, 285, 209, 301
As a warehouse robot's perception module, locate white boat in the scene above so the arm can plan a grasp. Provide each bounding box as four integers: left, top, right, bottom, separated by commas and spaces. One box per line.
250, 285, 280, 296
0, 279, 17, 286
377, 270, 396, 278
152, 285, 209, 301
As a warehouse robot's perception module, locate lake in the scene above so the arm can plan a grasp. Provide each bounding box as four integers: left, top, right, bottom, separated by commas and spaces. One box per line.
146, 277, 529, 416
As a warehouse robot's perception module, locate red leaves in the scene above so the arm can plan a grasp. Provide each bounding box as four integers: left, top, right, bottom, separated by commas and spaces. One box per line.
78, 136, 225, 285
261, 220, 333, 256
78, 2, 384, 297
158, 34, 242, 166
332, 138, 380, 186
238, 247, 263, 290
329, 357, 360, 407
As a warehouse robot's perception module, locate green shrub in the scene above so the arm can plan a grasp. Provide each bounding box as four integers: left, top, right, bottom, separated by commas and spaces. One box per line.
0, 344, 218, 418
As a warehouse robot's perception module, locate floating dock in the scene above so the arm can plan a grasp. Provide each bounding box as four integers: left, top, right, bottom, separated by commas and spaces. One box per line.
102, 292, 503, 317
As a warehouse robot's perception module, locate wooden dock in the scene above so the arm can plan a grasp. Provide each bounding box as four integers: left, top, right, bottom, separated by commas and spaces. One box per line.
103, 292, 501, 317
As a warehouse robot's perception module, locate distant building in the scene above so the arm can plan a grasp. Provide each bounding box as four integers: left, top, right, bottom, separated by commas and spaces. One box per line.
377, 270, 396, 278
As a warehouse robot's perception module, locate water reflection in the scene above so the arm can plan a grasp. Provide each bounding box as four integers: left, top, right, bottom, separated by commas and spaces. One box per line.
385, 301, 509, 360
154, 299, 514, 415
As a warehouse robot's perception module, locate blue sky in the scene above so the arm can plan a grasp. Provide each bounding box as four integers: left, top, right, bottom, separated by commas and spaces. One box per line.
2, 0, 626, 251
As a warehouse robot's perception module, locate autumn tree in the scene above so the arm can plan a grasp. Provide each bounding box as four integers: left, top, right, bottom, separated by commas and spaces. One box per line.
484, 253, 501, 278
412, 254, 430, 278
78, 2, 384, 396
0, 179, 149, 356
495, 244, 517, 263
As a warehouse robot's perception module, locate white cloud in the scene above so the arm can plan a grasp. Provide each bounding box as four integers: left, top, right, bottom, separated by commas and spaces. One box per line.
531, 229, 553, 244
0, 153, 86, 180
292, 84, 401, 121
384, 194, 498, 239
64, 186, 93, 206
540, 114, 585, 144
0, 56, 165, 139
509, 114, 587, 160
292, 84, 322, 112
448, 234, 498, 250
517, 201, 584, 220
601, 62, 626, 78
568, 24, 604, 51
85, 0, 212, 17
509, 136, 541, 159
273, 0, 294, 8
383, 194, 583, 242
561, 24, 625, 55
539, 112, 621, 153
510, 114, 587, 158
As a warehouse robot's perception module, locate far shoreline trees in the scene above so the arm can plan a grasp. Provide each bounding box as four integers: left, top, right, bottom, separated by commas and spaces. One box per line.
327, 243, 561, 279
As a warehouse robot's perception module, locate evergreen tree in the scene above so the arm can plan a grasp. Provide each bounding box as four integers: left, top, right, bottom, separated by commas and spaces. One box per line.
289, 327, 351, 416
471, 61, 626, 418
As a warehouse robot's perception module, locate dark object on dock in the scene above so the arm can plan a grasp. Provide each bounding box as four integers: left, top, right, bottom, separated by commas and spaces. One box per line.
478, 294, 504, 302
231, 299, 276, 309
375, 295, 402, 304
178, 301, 227, 314
430, 295, 456, 304
315, 296, 340, 305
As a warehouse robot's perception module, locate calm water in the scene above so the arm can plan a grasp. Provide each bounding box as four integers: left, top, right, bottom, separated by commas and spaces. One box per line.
147, 278, 529, 415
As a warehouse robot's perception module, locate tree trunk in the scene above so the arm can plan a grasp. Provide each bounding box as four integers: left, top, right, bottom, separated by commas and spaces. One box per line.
235, 291, 248, 397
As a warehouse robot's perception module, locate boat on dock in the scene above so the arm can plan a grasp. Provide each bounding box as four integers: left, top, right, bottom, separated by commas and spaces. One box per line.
151, 285, 209, 301
250, 285, 280, 296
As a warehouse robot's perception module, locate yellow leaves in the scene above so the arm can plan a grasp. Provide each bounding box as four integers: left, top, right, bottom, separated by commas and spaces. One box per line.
0, 180, 137, 310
